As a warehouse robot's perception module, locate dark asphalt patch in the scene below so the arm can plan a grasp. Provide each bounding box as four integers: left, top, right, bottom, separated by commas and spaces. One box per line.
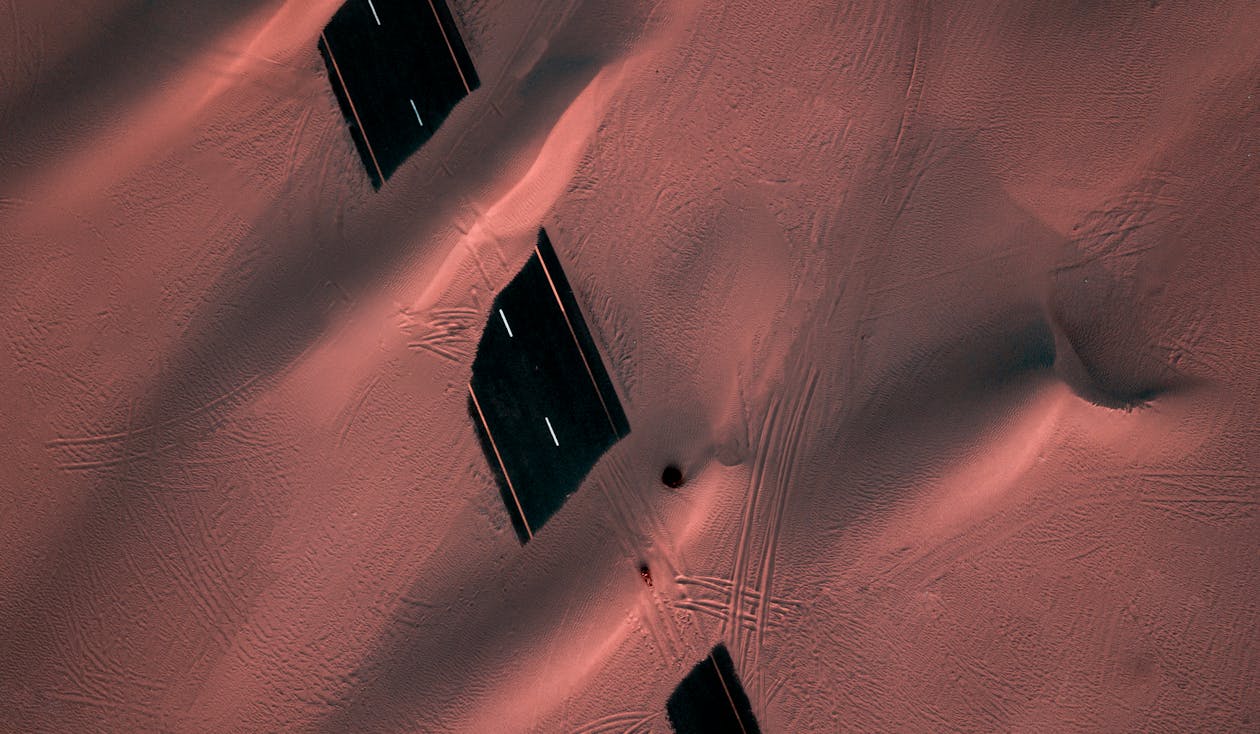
667, 644, 762, 734
318, 0, 479, 188
469, 229, 630, 543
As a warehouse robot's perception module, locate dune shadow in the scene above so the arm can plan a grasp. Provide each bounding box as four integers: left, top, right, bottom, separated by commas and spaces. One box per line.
0, 0, 278, 194
0, 2, 633, 725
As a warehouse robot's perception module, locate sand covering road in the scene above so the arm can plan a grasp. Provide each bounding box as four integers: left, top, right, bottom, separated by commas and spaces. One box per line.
2, 0, 1258, 730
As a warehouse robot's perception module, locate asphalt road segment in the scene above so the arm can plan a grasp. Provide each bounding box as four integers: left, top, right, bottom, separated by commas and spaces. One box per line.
318, 0, 479, 188
469, 229, 630, 544
666, 644, 762, 734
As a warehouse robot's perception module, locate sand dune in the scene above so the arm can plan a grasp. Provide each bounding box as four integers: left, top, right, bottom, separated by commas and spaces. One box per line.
2, 0, 1258, 731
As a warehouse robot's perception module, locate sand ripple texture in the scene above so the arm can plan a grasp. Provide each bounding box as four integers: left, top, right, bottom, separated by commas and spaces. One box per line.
1, 0, 1258, 731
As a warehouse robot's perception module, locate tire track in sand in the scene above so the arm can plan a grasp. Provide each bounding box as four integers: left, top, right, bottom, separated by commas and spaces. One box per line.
593, 452, 682, 664
722, 391, 784, 650
750, 365, 819, 708
702, 356, 820, 711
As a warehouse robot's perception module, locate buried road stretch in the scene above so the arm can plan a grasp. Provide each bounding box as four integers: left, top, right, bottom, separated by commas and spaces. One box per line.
318, 0, 479, 187
667, 644, 763, 734
469, 229, 631, 543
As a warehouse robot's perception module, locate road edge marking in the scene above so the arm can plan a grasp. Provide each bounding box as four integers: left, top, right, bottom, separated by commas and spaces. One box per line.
426, 0, 471, 93
321, 31, 386, 185
535, 245, 620, 436
469, 382, 533, 540
710, 653, 750, 734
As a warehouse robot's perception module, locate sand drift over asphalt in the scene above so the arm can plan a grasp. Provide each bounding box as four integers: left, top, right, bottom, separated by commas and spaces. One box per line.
2, 0, 1259, 731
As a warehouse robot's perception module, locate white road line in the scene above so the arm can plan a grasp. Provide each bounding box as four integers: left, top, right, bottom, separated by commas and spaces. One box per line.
409, 98, 423, 126
367, 0, 381, 25
544, 416, 559, 446
498, 308, 513, 337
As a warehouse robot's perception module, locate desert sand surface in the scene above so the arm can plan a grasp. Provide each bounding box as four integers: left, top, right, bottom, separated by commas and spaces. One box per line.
2, 0, 1259, 731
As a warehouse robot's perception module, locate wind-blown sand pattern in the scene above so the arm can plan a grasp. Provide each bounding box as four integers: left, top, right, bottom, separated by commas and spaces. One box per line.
1, 1, 1258, 731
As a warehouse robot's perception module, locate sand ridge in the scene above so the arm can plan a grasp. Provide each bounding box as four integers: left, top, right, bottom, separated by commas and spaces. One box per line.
2, 0, 1258, 731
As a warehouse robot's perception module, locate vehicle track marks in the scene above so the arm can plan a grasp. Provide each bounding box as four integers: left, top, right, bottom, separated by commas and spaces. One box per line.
283, 104, 313, 183
610, 456, 688, 662
337, 375, 382, 447
865, 495, 1124, 594
438, 0, 565, 164
403, 306, 477, 363
594, 454, 682, 663
121, 490, 231, 651
676, 574, 806, 612
623, 712, 660, 734
673, 598, 797, 631
1139, 496, 1257, 524
723, 392, 783, 648
890, 11, 925, 161
573, 709, 657, 734
750, 365, 818, 705
48, 384, 280, 473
